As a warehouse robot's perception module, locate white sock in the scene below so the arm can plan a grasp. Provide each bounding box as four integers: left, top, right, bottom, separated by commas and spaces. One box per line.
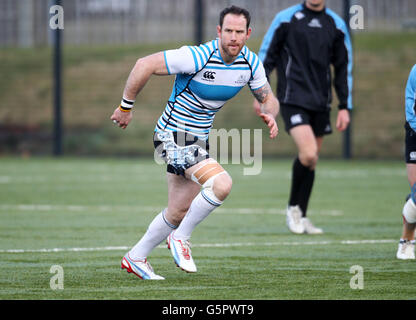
128, 209, 176, 261
173, 190, 222, 241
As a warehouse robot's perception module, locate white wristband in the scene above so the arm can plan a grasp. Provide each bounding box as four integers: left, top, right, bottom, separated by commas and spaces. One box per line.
120, 97, 135, 110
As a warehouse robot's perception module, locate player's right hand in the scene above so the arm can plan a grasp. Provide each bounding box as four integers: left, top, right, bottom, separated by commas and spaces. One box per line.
336, 109, 350, 132
110, 106, 133, 129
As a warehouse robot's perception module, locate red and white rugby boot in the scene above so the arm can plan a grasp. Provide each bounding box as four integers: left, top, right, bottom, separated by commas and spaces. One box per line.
121, 254, 165, 280
166, 233, 197, 273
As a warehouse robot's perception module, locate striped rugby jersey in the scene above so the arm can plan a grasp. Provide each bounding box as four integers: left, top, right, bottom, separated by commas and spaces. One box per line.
406, 64, 416, 131
155, 38, 268, 140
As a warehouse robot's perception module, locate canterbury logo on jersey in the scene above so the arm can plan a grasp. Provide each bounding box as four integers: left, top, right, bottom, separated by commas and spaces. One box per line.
202, 71, 216, 81
308, 18, 322, 28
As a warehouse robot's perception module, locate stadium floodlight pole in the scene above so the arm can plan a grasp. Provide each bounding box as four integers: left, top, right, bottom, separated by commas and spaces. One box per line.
52, 0, 63, 156
194, 0, 204, 45
343, 0, 352, 159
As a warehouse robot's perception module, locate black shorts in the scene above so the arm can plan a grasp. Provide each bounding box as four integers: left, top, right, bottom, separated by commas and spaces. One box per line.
280, 104, 332, 137
153, 130, 210, 175
405, 122, 416, 163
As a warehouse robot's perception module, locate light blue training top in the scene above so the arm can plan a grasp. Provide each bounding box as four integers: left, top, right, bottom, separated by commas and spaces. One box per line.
406, 64, 416, 131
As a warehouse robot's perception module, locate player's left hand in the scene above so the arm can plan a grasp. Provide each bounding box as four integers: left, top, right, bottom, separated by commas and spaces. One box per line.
336, 109, 350, 132
259, 113, 278, 139
110, 106, 133, 129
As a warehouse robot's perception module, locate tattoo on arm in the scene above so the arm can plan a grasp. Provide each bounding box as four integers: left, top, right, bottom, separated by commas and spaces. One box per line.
252, 82, 272, 103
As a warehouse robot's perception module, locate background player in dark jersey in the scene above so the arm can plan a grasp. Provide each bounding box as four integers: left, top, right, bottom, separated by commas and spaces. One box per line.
255, 0, 353, 234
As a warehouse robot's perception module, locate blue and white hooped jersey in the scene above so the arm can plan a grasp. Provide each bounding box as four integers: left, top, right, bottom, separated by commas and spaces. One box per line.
155, 38, 268, 140
406, 64, 416, 131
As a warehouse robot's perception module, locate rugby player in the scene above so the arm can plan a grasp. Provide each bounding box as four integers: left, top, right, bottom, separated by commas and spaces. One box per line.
111, 6, 280, 279
255, 0, 353, 234
397, 64, 416, 260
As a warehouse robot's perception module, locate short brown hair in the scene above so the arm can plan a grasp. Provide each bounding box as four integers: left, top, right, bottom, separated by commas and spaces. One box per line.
219, 5, 251, 30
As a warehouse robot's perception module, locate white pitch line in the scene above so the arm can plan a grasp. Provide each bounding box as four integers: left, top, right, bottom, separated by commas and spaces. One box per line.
0, 204, 343, 216
0, 239, 396, 254
0, 176, 11, 183
216, 208, 343, 216
0, 246, 130, 253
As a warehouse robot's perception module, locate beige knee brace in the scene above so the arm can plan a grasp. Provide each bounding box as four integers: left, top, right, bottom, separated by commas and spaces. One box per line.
191, 160, 227, 206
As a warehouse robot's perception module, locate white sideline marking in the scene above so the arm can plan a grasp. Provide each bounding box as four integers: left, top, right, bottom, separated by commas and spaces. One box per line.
0, 204, 343, 216
216, 208, 343, 216
0, 176, 11, 183
0, 239, 396, 254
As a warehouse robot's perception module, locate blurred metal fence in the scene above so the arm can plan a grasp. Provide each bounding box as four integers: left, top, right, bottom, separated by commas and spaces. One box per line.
1, 0, 416, 47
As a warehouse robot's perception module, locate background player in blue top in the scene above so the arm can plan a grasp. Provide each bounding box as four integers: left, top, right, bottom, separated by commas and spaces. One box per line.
255, 0, 353, 235
397, 64, 416, 260
110, 6, 280, 279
